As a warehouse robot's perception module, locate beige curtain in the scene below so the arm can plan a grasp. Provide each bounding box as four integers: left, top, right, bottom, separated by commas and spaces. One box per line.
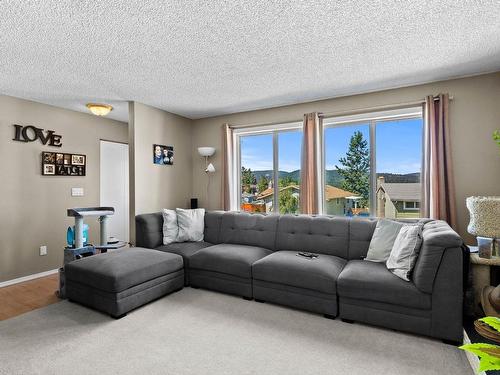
422, 93, 457, 229
221, 123, 233, 211
300, 113, 322, 214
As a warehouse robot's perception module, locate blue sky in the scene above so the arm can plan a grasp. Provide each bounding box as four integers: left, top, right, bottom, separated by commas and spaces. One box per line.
241, 118, 423, 174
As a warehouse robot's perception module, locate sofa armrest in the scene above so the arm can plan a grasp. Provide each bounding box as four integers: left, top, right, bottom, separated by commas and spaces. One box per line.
420, 220, 462, 248
135, 212, 163, 249
412, 220, 463, 294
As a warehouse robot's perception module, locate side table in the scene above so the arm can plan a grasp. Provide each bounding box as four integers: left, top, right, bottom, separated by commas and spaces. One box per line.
469, 246, 500, 315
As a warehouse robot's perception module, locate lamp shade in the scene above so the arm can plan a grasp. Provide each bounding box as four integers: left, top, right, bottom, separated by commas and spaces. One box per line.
466, 196, 500, 238
205, 163, 215, 173
198, 147, 215, 157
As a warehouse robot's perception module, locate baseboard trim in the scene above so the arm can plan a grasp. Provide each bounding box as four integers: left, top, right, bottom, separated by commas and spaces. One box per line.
0, 269, 59, 288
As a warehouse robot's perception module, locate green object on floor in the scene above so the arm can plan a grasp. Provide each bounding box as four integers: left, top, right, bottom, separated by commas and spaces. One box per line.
460, 316, 500, 373
459, 343, 500, 372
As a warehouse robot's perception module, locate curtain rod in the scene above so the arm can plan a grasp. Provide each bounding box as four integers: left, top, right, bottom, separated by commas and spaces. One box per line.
229, 118, 302, 130
229, 95, 454, 128
318, 95, 454, 118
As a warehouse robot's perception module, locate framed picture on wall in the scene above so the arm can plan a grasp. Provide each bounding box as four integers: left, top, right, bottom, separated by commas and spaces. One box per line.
153, 144, 174, 165
64, 154, 71, 165
71, 154, 85, 165
43, 163, 55, 175
43, 152, 55, 164
42, 152, 86, 176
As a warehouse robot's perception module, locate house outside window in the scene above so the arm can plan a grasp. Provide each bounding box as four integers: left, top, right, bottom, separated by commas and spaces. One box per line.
323, 107, 423, 218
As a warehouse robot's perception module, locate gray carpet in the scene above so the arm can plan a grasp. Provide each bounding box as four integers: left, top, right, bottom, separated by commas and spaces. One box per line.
0, 288, 472, 375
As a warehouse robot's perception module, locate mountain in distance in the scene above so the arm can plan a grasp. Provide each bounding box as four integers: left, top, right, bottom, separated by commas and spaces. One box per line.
251, 170, 301, 182
249, 170, 420, 186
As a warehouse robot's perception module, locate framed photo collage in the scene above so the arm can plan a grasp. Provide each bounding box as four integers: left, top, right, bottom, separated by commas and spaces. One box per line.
42, 152, 86, 176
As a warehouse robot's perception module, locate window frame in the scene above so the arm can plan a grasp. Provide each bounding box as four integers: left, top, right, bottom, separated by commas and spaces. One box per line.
233, 121, 302, 213
321, 107, 423, 216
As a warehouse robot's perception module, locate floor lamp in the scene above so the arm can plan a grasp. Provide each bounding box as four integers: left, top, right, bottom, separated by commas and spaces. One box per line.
198, 147, 216, 208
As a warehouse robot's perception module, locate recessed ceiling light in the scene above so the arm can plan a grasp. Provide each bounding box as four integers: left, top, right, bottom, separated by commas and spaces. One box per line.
86, 103, 113, 116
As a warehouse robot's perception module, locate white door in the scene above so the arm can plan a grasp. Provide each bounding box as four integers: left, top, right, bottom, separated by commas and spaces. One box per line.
100, 140, 129, 242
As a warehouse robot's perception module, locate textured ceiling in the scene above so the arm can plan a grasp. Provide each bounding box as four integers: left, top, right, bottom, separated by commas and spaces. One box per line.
1, 1, 499, 122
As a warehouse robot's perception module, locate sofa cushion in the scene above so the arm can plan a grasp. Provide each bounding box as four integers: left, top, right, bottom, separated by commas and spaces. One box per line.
204, 211, 224, 244
275, 215, 349, 258
189, 243, 272, 279
65, 247, 183, 293
156, 241, 213, 267
220, 212, 278, 250
253, 251, 346, 294
348, 218, 377, 260
135, 212, 163, 249
337, 260, 431, 310
412, 220, 462, 293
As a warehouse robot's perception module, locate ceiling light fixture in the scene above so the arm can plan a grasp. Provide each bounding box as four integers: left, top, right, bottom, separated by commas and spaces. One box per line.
86, 103, 113, 116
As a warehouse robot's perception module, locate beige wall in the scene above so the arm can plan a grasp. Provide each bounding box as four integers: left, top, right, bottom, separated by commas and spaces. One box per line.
191, 72, 500, 243
129, 102, 193, 242
0, 95, 128, 282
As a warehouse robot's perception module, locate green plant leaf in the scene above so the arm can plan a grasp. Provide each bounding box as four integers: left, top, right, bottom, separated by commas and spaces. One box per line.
478, 356, 500, 372
460, 343, 500, 372
480, 316, 500, 332
460, 344, 500, 361
460, 343, 500, 357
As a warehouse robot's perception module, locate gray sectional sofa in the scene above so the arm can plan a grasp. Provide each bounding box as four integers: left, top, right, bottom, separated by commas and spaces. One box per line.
136, 211, 464, 343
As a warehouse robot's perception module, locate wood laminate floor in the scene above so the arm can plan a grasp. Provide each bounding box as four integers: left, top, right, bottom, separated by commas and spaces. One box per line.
0, 274, 60, 321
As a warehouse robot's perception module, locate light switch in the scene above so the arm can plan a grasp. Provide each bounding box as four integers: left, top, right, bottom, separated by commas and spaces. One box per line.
71, 187, 84, 197
40, 246, 47, 256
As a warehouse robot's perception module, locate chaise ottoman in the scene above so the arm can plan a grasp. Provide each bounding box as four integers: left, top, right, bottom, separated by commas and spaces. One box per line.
65, 247, 184, 318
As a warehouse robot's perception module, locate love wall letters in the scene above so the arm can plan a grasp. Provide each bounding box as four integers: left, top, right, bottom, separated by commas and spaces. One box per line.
12, 124, 62, 147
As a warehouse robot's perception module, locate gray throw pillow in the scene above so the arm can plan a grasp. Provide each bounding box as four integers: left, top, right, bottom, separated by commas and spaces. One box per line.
365, 219, 404, 262
162, 209, 178, 245
386, 224, 423, 281
176, 208, 205, 242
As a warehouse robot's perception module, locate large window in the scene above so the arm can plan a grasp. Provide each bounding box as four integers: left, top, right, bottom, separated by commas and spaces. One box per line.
323, 108, 423, 218
324, 123, 371, 216
236, 123, 302, 214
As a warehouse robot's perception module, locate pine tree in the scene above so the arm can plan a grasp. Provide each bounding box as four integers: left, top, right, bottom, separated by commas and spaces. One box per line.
278, 175, 297, 187
257, 176, 269, 193
335, 131, 370, 207
279, 188, 299, 214
241, 167, 256, 194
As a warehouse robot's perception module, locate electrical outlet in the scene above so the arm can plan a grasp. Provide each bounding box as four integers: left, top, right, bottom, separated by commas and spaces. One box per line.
39, 245, 47, 256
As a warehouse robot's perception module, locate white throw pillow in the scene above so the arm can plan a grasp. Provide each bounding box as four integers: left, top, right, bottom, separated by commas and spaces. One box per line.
176, 208, 205, 242
365, 219, 404, 262
386, 224, 423, 281
162, 209, 178, 245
